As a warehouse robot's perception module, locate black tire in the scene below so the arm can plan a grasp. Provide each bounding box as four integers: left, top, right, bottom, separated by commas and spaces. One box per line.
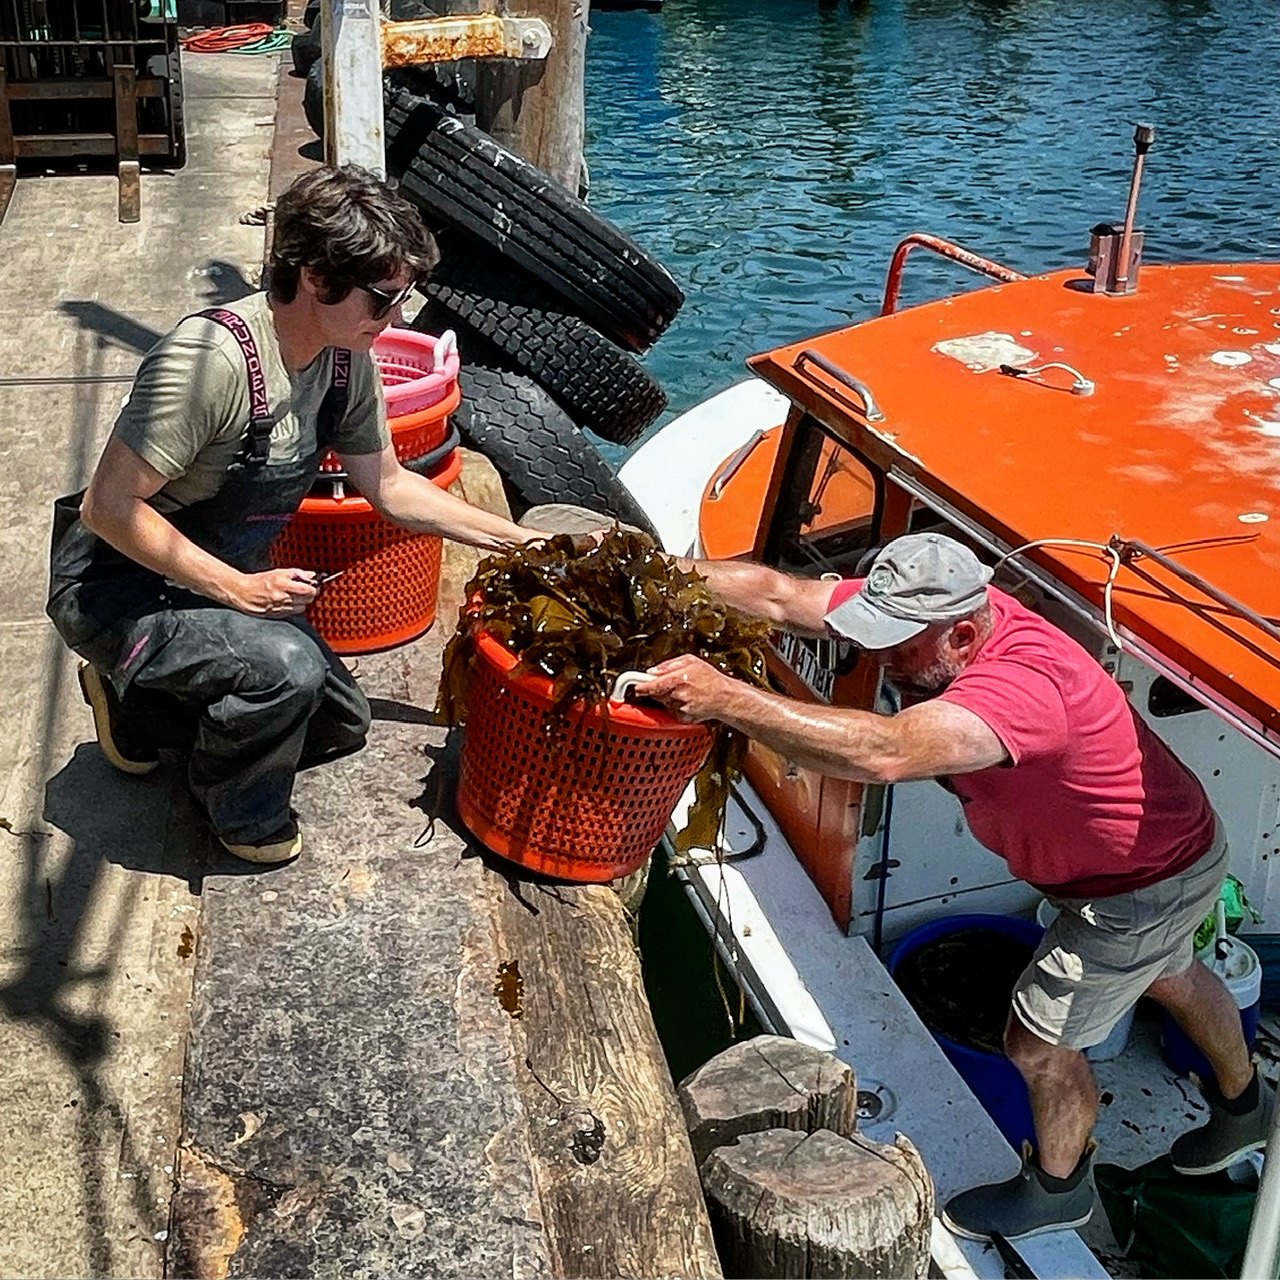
384, 85, 683, 353
306, 68, 472, 147
417, 249, 667, 447
455, 365, 657, 535
291, 24, 321, 77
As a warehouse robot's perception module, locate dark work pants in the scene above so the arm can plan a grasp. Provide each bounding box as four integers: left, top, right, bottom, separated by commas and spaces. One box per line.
71, 589, 370, 845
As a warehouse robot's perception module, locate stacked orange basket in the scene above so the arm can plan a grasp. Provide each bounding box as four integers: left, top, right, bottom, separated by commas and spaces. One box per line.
275, 327, 463, 654
456, 628, 714, 882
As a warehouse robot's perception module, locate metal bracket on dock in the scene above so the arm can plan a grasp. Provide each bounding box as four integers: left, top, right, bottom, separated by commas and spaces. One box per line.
324, 3, 554, 176
382, 15, 553, 68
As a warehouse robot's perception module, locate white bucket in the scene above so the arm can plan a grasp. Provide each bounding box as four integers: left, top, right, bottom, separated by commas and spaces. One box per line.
1035, 898, 1136, 1062
1198, 934, 1262, 1010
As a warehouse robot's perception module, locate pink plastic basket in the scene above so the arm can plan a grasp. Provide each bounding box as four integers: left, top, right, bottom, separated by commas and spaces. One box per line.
373, 328, 460, 417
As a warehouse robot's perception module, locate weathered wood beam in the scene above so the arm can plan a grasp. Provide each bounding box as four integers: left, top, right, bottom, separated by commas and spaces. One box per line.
488, 871, 723, 1279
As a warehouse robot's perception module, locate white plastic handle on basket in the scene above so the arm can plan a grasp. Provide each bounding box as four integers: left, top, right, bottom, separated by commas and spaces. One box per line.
610, 670, 653, 704
433, 328, 457, 374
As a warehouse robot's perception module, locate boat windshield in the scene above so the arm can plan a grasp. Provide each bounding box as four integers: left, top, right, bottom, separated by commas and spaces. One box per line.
764, 415, 883, 578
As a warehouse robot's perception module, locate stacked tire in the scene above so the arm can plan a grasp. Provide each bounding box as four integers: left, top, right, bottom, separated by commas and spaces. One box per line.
297, 69, 681, 530
380, 81, 683, 531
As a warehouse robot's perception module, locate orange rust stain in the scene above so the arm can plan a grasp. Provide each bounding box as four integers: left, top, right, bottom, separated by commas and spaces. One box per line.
383, 28, 507, 68
170, 1145, 247, 1280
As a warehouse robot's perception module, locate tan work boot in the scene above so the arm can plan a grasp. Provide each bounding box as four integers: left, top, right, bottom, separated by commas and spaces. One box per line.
78, 662, 159, 775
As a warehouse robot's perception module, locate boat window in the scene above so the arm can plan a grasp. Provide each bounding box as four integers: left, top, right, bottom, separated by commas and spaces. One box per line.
1148, 677, 1207, 718
763, 414, 883, 577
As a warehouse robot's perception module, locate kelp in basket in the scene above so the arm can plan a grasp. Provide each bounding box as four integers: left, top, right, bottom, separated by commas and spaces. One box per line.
438, 530, 771, 853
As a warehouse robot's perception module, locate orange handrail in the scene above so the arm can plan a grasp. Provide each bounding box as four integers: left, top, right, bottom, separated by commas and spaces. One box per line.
881, 233, 1025, 315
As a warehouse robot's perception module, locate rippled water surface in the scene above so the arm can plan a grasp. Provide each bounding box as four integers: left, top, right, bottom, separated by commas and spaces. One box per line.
584, 0, 1280, 452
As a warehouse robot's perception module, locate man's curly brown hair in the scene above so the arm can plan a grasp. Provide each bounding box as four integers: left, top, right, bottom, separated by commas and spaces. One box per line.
268, 164, 439, 305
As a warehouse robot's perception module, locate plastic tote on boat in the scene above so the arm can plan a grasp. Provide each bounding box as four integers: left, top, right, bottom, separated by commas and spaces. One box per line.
456, 634, 713, 882
272, 451, 462, 655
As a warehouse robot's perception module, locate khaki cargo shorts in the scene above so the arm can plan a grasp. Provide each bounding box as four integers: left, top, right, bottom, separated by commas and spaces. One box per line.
1012, 824, 1228, 1051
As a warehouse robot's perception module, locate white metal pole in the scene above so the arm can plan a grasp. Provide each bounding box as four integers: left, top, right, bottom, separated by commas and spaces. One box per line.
1240, 1105, 1280, 1279
320, 0, 386, 177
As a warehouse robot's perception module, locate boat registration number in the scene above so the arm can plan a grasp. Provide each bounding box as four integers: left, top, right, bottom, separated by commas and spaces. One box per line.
774, 632, 839, 703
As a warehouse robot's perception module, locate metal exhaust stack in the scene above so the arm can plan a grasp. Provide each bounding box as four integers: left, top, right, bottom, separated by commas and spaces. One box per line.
1086, 123, 1156, 295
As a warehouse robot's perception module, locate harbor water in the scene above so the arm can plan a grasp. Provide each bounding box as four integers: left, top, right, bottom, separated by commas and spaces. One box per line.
585, 0, 1280, 460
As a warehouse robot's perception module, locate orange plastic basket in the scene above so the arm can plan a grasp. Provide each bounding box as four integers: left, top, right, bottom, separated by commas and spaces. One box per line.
273, 450, 463, 655
456, 628, 714, 882
319, 381, 461, 474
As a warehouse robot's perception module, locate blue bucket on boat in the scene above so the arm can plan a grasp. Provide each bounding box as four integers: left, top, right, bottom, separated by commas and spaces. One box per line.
889, 913, 1040, 1151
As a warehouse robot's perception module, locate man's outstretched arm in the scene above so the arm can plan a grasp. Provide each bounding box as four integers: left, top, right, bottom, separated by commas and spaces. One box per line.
679, 558, 838, 637
633, 654, 1007, 784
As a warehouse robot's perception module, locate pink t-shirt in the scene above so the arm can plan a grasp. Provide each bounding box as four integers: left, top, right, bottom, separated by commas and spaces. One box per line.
828, 582, 1216, 896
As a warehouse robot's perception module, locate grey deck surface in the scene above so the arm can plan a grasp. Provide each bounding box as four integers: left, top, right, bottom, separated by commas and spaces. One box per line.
0, 51, 277, 1280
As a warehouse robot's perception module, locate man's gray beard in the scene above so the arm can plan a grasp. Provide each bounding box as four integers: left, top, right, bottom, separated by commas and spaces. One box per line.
887, 656, 963, 700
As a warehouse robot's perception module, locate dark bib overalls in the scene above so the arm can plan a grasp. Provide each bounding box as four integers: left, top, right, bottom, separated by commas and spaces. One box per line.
46, 311, 371, 846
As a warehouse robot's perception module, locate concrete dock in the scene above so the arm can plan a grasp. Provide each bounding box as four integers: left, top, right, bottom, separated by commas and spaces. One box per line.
0, 46, 718, 1280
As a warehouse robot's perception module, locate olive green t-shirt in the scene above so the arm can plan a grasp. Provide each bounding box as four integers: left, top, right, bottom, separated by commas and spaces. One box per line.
114, 291, 389, 513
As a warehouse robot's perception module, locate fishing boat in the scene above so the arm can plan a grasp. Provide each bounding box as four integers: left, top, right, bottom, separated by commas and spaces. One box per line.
621, 126, 1280, 1279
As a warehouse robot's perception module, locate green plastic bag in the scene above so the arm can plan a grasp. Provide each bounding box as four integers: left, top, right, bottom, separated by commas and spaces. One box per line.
1194, 874, 1262, 952
1096, 1155, 1256, 1279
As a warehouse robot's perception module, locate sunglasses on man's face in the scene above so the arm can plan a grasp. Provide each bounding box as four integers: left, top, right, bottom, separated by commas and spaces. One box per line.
358, 281, 416, 320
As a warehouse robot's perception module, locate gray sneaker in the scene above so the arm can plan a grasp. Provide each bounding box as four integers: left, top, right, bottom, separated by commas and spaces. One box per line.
942, 1142, 1095, 1242
1170, 1072, 1275, 1175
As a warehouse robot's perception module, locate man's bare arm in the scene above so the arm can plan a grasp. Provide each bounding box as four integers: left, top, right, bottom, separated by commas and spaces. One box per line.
633, 654, 1008, 783
676, 558, 837, 637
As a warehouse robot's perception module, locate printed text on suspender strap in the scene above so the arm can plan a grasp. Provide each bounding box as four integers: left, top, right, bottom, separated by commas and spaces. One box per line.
317, 347, 352, 445
199, 308, 273, 466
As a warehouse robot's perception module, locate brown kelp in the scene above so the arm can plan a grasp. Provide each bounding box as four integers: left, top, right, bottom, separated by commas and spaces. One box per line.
438, 530, 771, 853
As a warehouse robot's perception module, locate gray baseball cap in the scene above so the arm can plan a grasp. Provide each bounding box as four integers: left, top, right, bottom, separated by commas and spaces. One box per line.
824, 533, 993, 650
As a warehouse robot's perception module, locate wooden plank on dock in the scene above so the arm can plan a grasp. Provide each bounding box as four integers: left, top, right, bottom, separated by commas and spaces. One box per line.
489, 872, 723, 1279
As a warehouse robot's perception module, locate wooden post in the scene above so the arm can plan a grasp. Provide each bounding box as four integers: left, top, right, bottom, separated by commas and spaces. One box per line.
678, 1034, 859, 1167
429, 0, 585, 193
702, 1128, 934, 1280
679, 1036, 934, 1280
321, 0, 386, 176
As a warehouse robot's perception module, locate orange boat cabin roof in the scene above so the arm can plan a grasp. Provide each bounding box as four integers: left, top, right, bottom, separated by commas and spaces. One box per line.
748, 262, 1280, 747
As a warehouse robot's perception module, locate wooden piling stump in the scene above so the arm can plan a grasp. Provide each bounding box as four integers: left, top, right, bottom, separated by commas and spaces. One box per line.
702, 1127, 933, 1280
678, 1034, 858, 1167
